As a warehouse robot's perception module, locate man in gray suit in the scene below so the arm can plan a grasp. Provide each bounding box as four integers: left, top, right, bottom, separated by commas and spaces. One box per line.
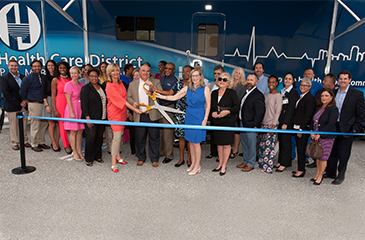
127, 63, 163, 167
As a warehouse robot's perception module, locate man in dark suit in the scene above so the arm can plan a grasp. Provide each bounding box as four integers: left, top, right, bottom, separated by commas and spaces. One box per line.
324, 70, 365, 185
0, 59, 30, 150
127, 63, 162, 167
237, 73, 265, 172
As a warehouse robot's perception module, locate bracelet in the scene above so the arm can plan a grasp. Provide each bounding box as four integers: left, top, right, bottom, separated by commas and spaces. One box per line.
45, 105, 49, 107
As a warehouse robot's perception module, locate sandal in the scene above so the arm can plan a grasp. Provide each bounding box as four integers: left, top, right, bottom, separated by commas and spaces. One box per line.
117, 158, 128, 165
229, 151, 238, 159
86, 162, 93, 167
274, 163, 281, 168
72, 152, 82, 162
111, 165, 119, 173
95, 159, 104, 163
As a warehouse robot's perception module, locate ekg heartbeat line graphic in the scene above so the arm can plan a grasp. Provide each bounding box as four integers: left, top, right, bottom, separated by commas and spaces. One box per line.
225, 27, 365, 67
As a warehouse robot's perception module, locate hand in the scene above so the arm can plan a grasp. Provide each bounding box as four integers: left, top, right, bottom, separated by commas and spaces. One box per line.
297, 133, 302, 138
269, 125, 275, 136
132, 102, 139, 108
46, 105, 52, 113
212, 111, 218, 118
202, 118, 207, 126
54, 110, 60, 117
281, 124, 287, 130
314, 134, 320, 141
149, 84, 157, 93
155, 93, 163, 99
20, 100, 27, 107
127, 111, 134, 121
70, 112, 75, 118
87, 123, 93, 129
310, 133, 315, 139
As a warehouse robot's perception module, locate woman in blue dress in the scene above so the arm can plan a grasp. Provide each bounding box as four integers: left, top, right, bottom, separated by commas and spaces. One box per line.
156, 68, 211, 176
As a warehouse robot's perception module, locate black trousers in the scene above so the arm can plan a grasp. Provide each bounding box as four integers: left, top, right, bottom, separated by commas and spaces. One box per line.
128, 125, 136, 155
135, 114, 160, 163
84, 123, 105, 163
209, 130, 218, 156
278, 131, 292, 167
295, 133, 310, 172
326, 134, 354, 179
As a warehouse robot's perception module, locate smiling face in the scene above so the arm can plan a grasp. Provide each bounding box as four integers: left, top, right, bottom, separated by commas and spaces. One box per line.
31, 62, 42, 75
46, 62, 55, 75
320, 90, 333, 107
140, 64, 151, 81
268, 77, 278, 91
88, 70, 99, 85
133, 71, 140, 80
217, 73, 230, 89
183, 66, 191, 80
191, 70, 201, 86
8, 61, 19, 76
284, 74, 294, 88
164, 63, 175, 77
110, 68, 121, 82
58, 64, 68, 76
70, 68, 80, 81
303, 69, 314, 80
299, 81, 311, 94
338, 73, 351, 90
100, 63, 107, 74
253, 63, 264, 77
233, 69, 241, 81
158, 62, 165, 73
246, 74, 257, 90
213, 69, 222, 81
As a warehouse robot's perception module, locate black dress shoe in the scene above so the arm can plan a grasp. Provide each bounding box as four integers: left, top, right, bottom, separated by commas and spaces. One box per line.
212, 167, 221, 172
306, 162, 316, 168
205, 154, 217, 159
239, 153, 243, 156
162, 158, 173, 164
219, 171, 226, 176
323, 173, 336, 179
12, 145, 20, 150
292, 171, 305, 178
174, 161, 185, 167
331, 178, 344, 185
310, 178, 316, 182
24, 143, 31, 148
313, 178, 323, 185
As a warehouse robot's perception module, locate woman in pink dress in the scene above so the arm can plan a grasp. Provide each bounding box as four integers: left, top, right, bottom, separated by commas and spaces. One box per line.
64, 66, 85, 161
105, 63, 140, 173
52, 61, 72, 154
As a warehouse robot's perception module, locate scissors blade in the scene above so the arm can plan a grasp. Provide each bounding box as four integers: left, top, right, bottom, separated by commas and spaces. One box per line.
159, 109, 175, 125
157, 105, 185, 114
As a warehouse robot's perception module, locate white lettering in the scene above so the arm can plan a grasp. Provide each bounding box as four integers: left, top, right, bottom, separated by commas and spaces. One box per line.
74, 57, 83, 67
50, 53, 60, 61
0, 52, 8, 65
0, 68, 5, 75
89, 54, 100, 67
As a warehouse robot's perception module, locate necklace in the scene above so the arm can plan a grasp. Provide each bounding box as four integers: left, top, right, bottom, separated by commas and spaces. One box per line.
60, 75, 68, 79
192, 87, 197, 95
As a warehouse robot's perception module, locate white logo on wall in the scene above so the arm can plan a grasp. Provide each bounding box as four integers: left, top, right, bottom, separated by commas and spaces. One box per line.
0, 3, 41, 51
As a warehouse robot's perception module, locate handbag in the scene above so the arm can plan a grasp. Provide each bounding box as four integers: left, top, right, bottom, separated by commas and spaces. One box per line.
305, 140, 323, 159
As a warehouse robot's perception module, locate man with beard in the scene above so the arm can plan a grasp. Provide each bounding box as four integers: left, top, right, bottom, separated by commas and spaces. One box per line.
237, 73, 265, 172
19, 60, 50, 152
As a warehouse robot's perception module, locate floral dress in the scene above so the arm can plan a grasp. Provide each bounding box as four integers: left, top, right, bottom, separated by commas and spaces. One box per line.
172, 80, 188, 138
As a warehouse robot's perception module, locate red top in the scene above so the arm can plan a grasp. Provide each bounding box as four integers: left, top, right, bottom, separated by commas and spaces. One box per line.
105, 82, 127, 132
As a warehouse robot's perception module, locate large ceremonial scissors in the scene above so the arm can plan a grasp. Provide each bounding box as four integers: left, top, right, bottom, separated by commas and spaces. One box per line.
137, 83, 185, 125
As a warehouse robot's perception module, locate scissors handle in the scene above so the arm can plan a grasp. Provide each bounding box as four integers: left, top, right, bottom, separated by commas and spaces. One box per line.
142, 83, 156, 101
137, 103, 152, 113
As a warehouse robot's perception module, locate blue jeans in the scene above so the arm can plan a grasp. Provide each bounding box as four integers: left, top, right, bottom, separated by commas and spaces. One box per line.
240, 122, 257, 168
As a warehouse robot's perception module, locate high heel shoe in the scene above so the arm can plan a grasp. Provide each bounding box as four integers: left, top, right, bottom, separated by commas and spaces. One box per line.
72, 152, 82, 161
175, 160, 185, 167
186, 167, 193, 172
188, 167, 201, 176
292, 171, 305, 178
275, 166, 286, 172
219, 169, 226, 176
117, 158, 128, 165
313, 178, 323, 185
310, 178, 316, 182
212, 167, 221, 172
111, 165, 119, 173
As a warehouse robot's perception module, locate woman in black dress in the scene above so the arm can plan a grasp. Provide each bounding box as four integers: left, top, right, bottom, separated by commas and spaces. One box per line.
210, 72, 239, 175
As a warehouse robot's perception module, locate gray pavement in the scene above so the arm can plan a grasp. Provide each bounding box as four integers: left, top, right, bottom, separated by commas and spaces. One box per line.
1, 125, 365, 240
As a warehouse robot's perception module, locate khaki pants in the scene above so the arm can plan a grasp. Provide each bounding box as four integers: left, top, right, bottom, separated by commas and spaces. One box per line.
159, 104, 174, 159
28, 102, 48, 147
111, 130, 124, 156
7, 108, 29, 147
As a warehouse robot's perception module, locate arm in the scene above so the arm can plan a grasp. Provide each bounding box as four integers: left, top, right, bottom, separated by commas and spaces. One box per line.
155, 88, 174, 95
19, 77, 29, 102
202, 86, 211, 126
299, 95, 316, 130
0, 75, 20, 104
156, 86, 187, 101
283, 89, 298, 126
51, 78, 59, 117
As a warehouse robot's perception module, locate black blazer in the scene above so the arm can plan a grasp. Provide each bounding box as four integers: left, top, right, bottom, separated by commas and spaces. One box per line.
0, 72, 25, 112
293, 92, 316, 130
279, 87, 298, 128
310, 105, 338, 139
210, 88, 239, 125
80, 83, 106, 120
240, 88, 265, 128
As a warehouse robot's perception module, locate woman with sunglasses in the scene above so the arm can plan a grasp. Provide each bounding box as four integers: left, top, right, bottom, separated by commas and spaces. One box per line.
210, 73, 239, 175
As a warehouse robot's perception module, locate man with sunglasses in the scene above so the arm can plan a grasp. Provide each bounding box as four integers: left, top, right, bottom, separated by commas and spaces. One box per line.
237, 73, 265, 172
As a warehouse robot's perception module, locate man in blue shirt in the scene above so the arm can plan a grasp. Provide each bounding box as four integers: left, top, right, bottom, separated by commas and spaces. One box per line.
254, 62, 269, 95
0, 59, 31, 150
156, 62, 178, 164
121, 63, 134, 85
19, 60, 50, 152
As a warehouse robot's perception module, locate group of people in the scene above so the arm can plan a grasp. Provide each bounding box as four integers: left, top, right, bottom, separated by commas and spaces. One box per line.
1, 59, 364, 184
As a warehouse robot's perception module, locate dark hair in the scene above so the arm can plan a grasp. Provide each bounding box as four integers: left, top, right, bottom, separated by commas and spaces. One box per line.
268, 75, 279, 83
214, 65, 225, 72
55, 61, 70, 78
45, 60, 56, 77
124, 63, 134, 73
159, 60, 167, 66
325, 73, 336, 85
284, 72, 296, 88
87, 68, 100, 76
247, 73, 258, 80
183, 65, 193, 71
253, 62, 264, 70
30, 60, 43, 68
316, 88, 336, 109
338, 70, 351, 79
304, 67, 313, 72
99, 62, 108, 71
8, 59, 18, 65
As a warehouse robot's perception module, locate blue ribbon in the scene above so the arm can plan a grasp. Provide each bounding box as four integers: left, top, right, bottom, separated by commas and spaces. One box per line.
20, 115, 365, 136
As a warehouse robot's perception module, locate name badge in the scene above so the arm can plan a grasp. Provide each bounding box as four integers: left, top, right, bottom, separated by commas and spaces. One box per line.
282, 98, 289, 105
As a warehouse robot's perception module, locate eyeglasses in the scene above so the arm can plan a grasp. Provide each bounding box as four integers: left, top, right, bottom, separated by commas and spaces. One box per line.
300, 84, 310, 87
218, 77, 228, 82
89, 75, 98, 78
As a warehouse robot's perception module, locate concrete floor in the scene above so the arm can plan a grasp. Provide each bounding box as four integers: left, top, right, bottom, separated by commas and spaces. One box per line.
1, 125, 365, 240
